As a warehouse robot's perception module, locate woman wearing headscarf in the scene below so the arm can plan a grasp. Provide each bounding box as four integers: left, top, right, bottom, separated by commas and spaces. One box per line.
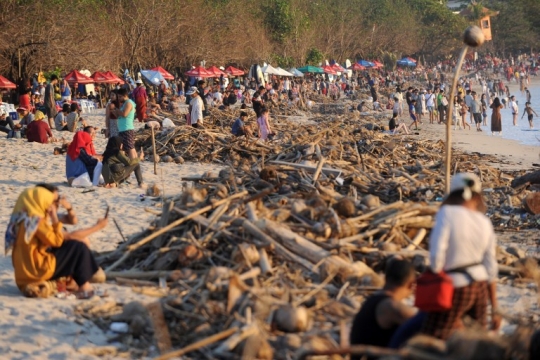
66, 127, 102, 186
101, 136, 144, 188
6, 185, 101, 298
420, 173, 500, 339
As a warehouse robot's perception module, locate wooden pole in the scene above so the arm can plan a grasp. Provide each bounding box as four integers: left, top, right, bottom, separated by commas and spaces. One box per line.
151, 126, 157, 175
445, 46, 468, 194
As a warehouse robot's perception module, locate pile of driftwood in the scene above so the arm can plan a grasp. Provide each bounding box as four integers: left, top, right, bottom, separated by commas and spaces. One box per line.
75, 109, 540, 358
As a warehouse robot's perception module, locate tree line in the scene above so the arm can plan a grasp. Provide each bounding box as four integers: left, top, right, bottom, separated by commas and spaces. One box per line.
0, 0, 537, 80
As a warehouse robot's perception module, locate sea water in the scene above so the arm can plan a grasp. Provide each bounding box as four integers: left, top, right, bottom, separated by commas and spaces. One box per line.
487, 84, 540, 146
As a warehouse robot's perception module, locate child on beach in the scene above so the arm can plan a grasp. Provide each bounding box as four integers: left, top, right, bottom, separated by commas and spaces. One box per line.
409, 99, 418, 130
389, 113, 409, 135
459, 99, 471, 130
522, 102, 538, 129
257, 107, 273, 141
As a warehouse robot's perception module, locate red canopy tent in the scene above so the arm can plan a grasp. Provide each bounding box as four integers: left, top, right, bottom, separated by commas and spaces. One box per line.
348, 63, 365, 71
331, 63, 346, 72
64, 70, 93, 84
371, 60, 384, 68
151, 66, 175, 80
185, 66, 213, 78
225, 66, 245, 76
207, 66, 226, 77
91, 71, 116, 84
322, 65, 337, 75
0, 75, 16, 89
104, 71, 125, 84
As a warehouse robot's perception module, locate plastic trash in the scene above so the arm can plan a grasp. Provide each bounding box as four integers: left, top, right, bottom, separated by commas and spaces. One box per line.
110, 322, 129, 333
162, 118, 176, 128
71, 172, 92, 188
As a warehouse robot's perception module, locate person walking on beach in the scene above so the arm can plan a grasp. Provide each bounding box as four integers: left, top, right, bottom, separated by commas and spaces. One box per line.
464, 90, 473, 124
459, 99, 471, 130
522, 102, 538, 129
470, 92, 482, 132
419, 173, 500, 340
525, 87, 531, 104
113, 88, 137, 159
409, 99, 419, 131
132, 80, 148, 123
510, 95, 519, 126
490, 97, 503, 135
480, 93, 488, 127
187, 86, 204, 128
425, 89, 435, 124
44, 75, 59, 130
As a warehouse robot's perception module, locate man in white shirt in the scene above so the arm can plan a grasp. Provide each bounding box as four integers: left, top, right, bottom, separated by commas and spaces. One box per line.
510, 95, 519, 126
187, 86, 203, 128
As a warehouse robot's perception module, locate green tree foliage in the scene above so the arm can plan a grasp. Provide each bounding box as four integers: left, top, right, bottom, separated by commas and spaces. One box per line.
305, 48, 324, 66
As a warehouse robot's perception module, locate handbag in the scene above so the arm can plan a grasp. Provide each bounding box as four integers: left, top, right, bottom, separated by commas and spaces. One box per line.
414, 262, 482, 312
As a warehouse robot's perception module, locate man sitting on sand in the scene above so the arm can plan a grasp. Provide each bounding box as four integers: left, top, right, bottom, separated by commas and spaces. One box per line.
349, 259, 417, 359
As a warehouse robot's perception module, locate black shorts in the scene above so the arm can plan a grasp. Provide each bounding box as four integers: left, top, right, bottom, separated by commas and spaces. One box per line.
119, 130, 135, 150
473, 113, 482, 124
529, 114, 534, 121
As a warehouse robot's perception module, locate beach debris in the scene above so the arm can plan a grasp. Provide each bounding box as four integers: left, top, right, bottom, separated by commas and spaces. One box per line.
77, 107, 534, 358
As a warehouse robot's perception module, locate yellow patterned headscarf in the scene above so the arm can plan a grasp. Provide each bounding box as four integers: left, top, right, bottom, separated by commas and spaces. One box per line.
5, 187, 55, 254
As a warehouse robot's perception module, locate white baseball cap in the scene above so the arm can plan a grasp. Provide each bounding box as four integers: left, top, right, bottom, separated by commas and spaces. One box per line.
135, 79, 143, 84
449, 173, 482, 200
186, 86, 198, 95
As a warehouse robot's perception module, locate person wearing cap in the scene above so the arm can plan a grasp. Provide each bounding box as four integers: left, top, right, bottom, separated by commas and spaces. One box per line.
420, 173, 499, 340
26, 110, 54, 144
510, 95, 519, 126
16, 106, 34, 130
44, 75, 59, 129
54, 103, 71, 131
186, 86, 203, 128
132, 79, 148, 123
0, 110, 16, 137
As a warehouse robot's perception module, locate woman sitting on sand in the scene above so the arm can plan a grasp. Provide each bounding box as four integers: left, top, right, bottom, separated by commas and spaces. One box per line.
65, 127, 102, 186
7, 185, 104, 298
101, 136, 144, 188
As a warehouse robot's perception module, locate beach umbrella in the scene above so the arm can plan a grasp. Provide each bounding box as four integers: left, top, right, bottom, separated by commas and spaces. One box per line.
322, 65, 337, 75
64, 70, 94, 84
297, 65, 324, 74
371, 60, 384, 68
185, 66, 213, 78
91, 71, 116, 84
348, 63, 365, 71
275, 67, 294, 77
141, 70, 166, 86
0, 75, 16, 89
357, 60, 375, 68
104, 71, 125, 84
289, 68, 304, 77
331, 63, 346, 72
397, 58, 417, 67
151, 66, 174, 80
207, 66, 226, 77
224, 66, 245, 76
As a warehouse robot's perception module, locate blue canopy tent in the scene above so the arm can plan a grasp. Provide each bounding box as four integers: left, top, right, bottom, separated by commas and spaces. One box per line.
396, 58, 417, 67
357, 60, 375, 67
140, 70, 168, 86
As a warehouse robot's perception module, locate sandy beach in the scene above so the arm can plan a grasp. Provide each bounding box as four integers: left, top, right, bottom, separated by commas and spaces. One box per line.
0, 101, 538, 358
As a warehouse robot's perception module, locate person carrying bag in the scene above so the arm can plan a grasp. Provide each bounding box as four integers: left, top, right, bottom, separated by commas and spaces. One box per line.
416, 173, 500, 340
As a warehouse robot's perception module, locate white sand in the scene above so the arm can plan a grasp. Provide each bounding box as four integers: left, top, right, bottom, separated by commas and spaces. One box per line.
0, 106, 538, 358
0, 110, 222, 359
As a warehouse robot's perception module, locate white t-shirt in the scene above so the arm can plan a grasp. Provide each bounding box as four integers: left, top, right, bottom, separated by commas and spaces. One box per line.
510, 101, 518, 114
213, 91, 223, 103
190, 96, 204, 124
429, 205, 497, 288
425, 93, 435, 107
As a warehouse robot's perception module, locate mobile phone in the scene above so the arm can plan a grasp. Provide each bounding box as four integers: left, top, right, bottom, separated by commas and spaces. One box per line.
104, 206, 110, 218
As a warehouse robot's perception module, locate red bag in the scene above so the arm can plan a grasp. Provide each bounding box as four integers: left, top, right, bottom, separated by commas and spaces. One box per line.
414, 270, 454, 312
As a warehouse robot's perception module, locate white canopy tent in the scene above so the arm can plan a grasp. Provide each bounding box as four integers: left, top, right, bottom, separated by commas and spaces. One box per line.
275, 67, 294, 77
262, 64, 281, 75
289, 68, 304, 77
